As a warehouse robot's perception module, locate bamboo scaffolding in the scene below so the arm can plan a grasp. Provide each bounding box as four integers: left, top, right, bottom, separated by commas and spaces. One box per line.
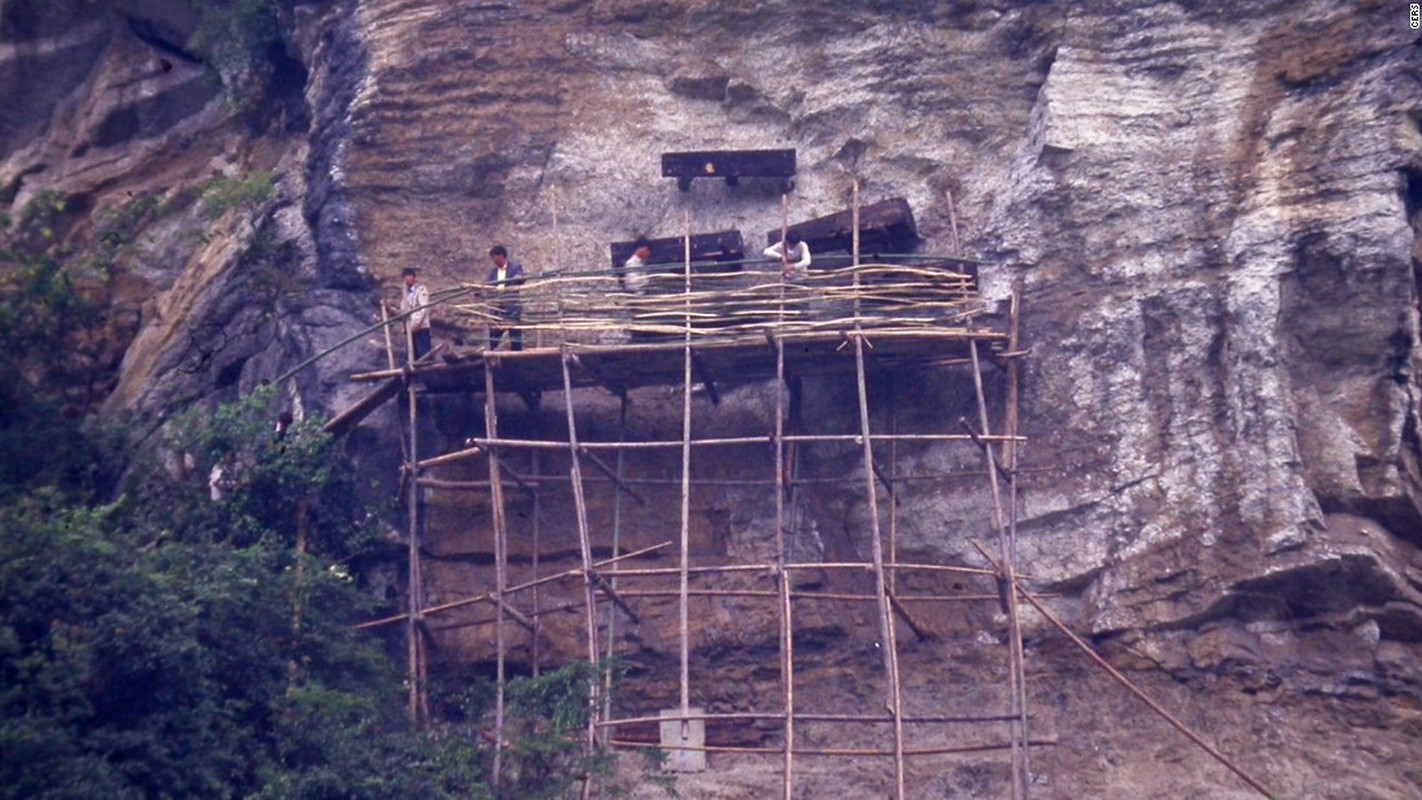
602, 405, 628, 722
458, 432, 1023, 453
1004, 288, 1029, 786
404, 314, 425, 722
612, 589, 1002, 602
968, 339, 1029, 799
599, 711, 1024, 727
677, 218, 694, 731
609, 739, 1057, 758
888, 374, 899, 595
531, 450, 543, 676
354, 541, 671, 630
598, 561, 998, 579
418, 590, 1022, 635
485, 364, 509, 787
856, 336, 906, 800
559, 349, 602, 776
346, 228, 1064, 798
968, 540, 1276, 800
776, 182, 795, 800
437, 466, 1031, 489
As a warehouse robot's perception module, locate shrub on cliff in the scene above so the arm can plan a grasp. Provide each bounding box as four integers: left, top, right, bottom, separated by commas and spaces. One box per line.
0, 389, 633, 799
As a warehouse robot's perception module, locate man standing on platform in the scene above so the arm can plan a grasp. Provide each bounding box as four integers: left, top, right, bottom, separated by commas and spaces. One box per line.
620, 238, 653, 294
485, 245, 525, 351
764, 230, 812, 275
400, 267, 432, 361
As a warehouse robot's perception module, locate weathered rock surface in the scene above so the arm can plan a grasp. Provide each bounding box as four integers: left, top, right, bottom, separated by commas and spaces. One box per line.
4, 0, 1422, 796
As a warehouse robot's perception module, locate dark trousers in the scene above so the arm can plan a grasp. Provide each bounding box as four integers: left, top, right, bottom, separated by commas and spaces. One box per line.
489, 306, 522, 351
411, 328, 432, 361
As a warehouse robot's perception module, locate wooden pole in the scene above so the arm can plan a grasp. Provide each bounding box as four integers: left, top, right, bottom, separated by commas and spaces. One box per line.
599, 710, 1023, 727
355, 542, 672, 630
1004, 288, 1029, 781
854, 332, 905, 800
1014, 585, 1276, 800
461, 432, 1020, 453
946, 190, 962, 256
775, 332, 794, 799
852, 179, 862, 323
531, 449, 542, 677
485, 363, 509, 788
969, 339, 1028, 799
603, 402, 628, 722
678, 211, 694, 725
559, 348, 602, 790
609, 739, 1055, 758
405, 314, 425, 723
888, 374, 899, 594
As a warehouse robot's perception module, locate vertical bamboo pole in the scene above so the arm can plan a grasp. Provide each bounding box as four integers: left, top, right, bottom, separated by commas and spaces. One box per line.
969, 339, 1028, 800
603, 407, 627, 723
852, 180, 861, 269
559, 348, 602, 786
382, 301, 410, 467
485, 366, 509, 788
852, 180, 862, 322
888, 374, 899, 594
1004, 289, 1029, 782
531, 449, 542, 677
776, 343, 795, 799
778, 194, 796, 795
678, 212, 694, 725
946, 190, 962, 257
545, 185, 557, 349
853, 333, 905, 800
405, 319, 424, 723
1004, 290, 1022, 562
380, 302, 397, 371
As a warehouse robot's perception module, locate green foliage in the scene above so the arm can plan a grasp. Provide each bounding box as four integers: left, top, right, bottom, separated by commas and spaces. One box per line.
149, 386, 385, 560
0, 389, 639, 798
82, 192, 168, 281
0, 192, 128, 499
199, 172, 275, 221
500, 661, 619, 799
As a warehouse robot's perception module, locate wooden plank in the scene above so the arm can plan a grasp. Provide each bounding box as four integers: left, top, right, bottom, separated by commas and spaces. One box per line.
662, 148, 796, 191
323, 376, 403, 436
766, 198, 919, 260
610, 230, 746, 274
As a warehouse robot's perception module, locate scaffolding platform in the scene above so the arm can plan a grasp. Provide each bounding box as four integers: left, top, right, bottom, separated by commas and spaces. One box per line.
330, 196, 1276, 798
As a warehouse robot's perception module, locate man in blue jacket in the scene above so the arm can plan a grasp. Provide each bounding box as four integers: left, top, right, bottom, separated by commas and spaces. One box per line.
484, 245, 525, 351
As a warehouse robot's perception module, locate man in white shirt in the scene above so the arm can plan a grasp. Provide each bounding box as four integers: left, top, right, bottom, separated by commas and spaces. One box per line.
764, 231, 811, 275
620, 238, 653, 294
399, 267, 431, 361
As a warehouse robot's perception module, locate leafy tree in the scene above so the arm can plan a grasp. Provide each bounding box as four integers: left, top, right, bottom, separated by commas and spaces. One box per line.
0, 196, 119, 501
0, 388, 648, 798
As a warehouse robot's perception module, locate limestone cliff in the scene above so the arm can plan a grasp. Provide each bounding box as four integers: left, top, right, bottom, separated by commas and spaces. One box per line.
3, 0, 1421, 796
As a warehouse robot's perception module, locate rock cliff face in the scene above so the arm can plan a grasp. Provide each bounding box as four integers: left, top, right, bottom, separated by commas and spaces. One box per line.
4, 0, 1421, 796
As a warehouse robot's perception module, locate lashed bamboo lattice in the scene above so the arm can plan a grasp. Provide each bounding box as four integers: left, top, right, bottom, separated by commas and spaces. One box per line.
354, 207, 1274, 798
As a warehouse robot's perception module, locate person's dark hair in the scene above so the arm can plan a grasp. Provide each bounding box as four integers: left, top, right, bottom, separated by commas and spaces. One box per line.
401, 267, 417, 277
489, 245, 508, 258
633, 238, 652, 251
786, 231, 802, 247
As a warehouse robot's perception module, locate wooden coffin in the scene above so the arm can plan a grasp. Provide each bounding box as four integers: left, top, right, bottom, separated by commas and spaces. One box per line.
662, 149, 796, 191
766, 197, 919, 261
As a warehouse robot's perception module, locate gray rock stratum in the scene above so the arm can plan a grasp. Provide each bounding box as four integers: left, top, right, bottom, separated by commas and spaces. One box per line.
3, 0, 1421, 796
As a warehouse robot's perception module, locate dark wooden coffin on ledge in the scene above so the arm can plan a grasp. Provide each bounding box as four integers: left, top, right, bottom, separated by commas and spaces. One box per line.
662, 149, 796, 191
767, 197, 919, 261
